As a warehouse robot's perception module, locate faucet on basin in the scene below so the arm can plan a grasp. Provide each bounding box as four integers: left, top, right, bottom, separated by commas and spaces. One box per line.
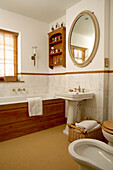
74, 85, 81, 92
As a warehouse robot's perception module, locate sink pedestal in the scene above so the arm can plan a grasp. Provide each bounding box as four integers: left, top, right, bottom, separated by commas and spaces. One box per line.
63, 101, 81, 135
55, 92, 94, 136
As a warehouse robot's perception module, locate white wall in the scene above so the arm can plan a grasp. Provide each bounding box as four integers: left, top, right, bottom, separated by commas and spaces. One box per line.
108, 0, 113, 120
66, 0, 105, 72
0, 0, 112, 122
48, 0, 107, 121
0, 8, 49, 97
49, 15, 67, 73
0, 8, 49, 73
49, 15, 66, 32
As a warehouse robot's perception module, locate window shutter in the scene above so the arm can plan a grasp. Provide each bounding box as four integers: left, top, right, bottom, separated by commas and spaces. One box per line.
0, 30, 18, 77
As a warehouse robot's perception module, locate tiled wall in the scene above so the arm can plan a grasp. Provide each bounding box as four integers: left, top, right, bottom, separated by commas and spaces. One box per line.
108, 73, 113, 120
48, 72, 105, 121
0, 72, 108, 122
0, 75, 49, 97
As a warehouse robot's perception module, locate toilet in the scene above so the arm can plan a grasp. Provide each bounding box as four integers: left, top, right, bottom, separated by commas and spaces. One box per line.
102, 120, 113, 147
68, 138, 113, 170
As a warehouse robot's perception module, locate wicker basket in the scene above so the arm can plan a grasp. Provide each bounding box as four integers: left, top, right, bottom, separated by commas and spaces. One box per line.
68, 118, 104, 142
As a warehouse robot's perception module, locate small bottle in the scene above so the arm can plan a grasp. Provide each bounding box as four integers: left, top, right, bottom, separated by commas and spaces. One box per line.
51, 26, 54, 31
56, 57, 59, 63
52, 37, 54, 42
61, 22, 63, 27
60, 47, 62, 52
51, 47, 54, 54
56, 23, 59, 29
56, 49, 58, 53
54, 57, 57, 64
60, 58, 62, 63
55, 37, 58, 42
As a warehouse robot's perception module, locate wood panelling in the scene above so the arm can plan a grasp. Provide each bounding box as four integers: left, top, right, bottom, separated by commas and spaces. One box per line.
0, 99, 65, 142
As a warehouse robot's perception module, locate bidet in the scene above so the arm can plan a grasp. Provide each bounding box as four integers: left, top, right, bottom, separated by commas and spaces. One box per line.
68, 139, 113, 170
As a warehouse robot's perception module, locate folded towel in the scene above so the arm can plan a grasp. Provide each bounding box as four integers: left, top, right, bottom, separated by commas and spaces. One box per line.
75, 120, 98, 131
74, 123, 101, 132
27, 97, 43, 116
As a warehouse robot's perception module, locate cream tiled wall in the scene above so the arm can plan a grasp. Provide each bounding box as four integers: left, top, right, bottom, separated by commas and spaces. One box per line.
48, 73, 105, 121
108, 73, 113, 120
0, 75, 49, 97
0, 0, 112, 123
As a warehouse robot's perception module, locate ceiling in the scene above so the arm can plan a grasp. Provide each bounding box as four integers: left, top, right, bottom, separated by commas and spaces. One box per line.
0, 0, 81, 23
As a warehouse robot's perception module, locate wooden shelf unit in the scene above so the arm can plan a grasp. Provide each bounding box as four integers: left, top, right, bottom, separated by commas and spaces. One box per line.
48, 26, 66, 69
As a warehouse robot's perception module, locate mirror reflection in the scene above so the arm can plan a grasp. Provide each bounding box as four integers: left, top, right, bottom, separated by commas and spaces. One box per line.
71, 14, 95, 64
68, 10, 100, 67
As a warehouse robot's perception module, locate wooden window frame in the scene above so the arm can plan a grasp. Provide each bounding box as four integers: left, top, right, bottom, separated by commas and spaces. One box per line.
71, 45, 87, 63
0, 29, 18, 82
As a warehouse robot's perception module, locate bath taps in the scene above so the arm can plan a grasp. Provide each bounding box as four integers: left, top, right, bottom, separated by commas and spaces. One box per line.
18, 88, 22, 91
18, 88, 26, 91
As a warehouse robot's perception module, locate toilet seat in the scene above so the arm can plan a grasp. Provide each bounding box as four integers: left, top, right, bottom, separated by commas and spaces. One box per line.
102, 120, 113, 134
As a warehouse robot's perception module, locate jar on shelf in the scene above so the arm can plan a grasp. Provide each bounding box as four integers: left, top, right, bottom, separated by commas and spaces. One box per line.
60, 35, 62, 40
55, 49, 58, 53
54, 57, 57, 64
55, 37, 58, 42
51, 47, 54, 54
60, 58, 62, 63
60, 47, 62, 52
52, 37, 54, 42
58, 36, 61, 41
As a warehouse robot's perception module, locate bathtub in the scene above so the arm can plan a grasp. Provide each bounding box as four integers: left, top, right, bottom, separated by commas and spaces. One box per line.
0, 94, 57, 105
0, 94, 65, 142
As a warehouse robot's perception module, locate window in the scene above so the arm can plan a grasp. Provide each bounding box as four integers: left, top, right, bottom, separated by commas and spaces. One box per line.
71, 45, 87, 63
0, 29, 18, 81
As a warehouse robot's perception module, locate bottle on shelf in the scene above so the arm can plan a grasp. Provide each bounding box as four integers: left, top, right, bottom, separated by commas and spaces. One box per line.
55, 37, 58, 42
50, 47, 54, 54
48, 26, 66, 69
60, 47, 62, 52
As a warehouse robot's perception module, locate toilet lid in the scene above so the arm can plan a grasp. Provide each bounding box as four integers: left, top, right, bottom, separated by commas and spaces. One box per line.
102, 120, 113, 134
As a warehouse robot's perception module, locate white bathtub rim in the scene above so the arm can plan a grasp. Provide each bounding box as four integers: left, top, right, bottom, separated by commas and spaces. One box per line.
0, 94, 59, 105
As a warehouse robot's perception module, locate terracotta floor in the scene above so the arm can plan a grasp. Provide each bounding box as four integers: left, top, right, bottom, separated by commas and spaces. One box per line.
0, 124, 79, 170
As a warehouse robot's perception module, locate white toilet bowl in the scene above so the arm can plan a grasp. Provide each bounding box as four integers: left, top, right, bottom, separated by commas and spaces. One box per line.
102, 120, 113, 147
102, 129, 113, 146
68, 138, 113, 170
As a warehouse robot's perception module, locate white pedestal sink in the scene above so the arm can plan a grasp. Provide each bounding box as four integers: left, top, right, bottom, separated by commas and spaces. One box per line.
55, 92, 94, 135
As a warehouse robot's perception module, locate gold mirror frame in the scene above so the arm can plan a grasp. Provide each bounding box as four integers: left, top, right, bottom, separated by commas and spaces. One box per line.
68, 10, 100, 67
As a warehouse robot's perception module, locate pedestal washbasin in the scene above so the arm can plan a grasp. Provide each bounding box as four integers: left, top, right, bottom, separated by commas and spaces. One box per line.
55, 92, 94, 135
55, 92, 94, 101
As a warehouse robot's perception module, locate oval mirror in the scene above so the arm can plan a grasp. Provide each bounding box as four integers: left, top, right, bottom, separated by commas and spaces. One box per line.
68, 10, 100, 67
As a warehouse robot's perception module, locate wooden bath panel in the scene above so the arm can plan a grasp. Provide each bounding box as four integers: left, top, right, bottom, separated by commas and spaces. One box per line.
0, 99, 65, 142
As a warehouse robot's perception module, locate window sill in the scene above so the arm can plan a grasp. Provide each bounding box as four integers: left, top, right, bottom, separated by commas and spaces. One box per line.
0, 81, 24, 83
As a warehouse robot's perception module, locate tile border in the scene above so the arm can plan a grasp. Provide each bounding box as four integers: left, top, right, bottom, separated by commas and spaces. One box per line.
18, 70, 110, 76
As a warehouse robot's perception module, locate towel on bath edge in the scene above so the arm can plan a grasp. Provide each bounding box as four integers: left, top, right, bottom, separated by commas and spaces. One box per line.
27, 97, 43, 116
75, 120, 98, 131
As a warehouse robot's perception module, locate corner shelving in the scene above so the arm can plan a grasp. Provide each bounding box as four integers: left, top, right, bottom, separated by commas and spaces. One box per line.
48, 26, 66, 69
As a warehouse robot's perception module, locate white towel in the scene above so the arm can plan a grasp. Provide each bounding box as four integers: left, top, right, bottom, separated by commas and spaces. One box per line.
75, 120, 98, 131
27, 97, 43, 116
